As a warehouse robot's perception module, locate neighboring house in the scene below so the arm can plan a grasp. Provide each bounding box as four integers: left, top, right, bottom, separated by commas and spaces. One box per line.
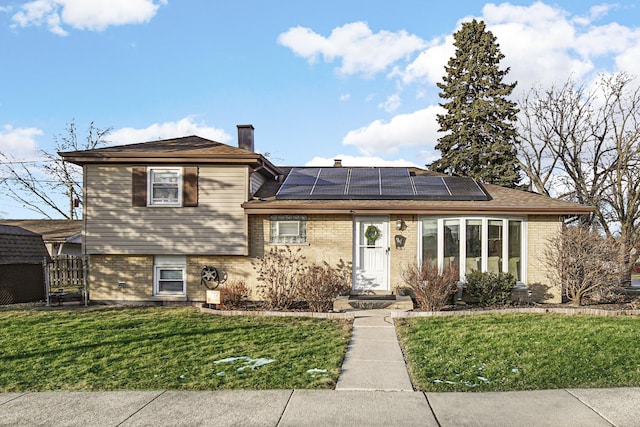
0, 225, 51, 305
61, 125, 593, 305
0, 220, 82, 256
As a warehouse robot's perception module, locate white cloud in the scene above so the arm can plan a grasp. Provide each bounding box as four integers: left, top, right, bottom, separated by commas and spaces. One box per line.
395, 2, 640, 92
339, 93, 351, 102
343, 105, 443, 155
11, 0, 166, 35
305, 154, 420, 168
0, 125, 43, 160
378, 94, 401, 113
108, 117, 232, 145
277, 21, 426, 77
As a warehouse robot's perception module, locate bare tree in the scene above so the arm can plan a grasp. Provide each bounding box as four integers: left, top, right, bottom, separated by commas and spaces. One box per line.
516, 73, 640, 283
545, 225, 623, 306
0, 120, 110, 219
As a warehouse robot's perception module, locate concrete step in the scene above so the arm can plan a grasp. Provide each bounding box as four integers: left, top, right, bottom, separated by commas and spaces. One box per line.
333, 295, 414, 312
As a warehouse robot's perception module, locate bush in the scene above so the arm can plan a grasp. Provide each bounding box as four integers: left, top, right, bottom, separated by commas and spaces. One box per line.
297, 260, 352, 312
465, 270, 514, 306
545, 225, 623, 306
220, 280, 251, 310
401, 263, 458, 311
253, 246, 307, 310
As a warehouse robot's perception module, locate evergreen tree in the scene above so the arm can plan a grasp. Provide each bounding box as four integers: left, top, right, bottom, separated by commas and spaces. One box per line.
430, 19, 521, 188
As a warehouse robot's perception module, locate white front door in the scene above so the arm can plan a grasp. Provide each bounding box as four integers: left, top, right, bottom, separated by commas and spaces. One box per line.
353, 216, 390, 292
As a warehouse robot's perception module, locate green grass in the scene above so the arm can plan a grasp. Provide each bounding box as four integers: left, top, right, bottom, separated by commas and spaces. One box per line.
0, 307, 351, 392
396, 313, 640, 392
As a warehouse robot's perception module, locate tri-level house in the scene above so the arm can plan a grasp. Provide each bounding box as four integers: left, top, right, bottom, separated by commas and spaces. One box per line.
61, 125, 593, 305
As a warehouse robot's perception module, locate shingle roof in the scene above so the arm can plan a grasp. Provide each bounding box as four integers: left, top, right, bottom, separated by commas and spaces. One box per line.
0, 225, 51, 265
0, 220, 81, 242
246, 166, 593, 215
60, 135, 281, 176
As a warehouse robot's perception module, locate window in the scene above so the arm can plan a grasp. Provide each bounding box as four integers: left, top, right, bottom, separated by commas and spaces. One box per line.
154, 256, 186, 296
419, 217, 526, 284
149, 168, 182, 206
270, 215, 307, 244
132, 167, 198, 208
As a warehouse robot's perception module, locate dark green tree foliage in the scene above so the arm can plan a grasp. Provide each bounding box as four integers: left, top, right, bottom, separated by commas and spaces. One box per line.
431, 20, 521, 187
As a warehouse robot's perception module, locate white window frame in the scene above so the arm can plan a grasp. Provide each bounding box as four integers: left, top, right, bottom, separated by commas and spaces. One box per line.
153, 256, 186, 296
418, 216, 527, 285
270, 215, 307, 244
148, 167, 183, 206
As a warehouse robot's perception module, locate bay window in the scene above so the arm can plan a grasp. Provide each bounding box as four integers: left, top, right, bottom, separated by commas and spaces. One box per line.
419, 216, 526, 284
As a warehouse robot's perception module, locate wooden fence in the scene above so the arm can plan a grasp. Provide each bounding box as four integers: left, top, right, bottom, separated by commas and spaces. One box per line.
45, 255, 88, 306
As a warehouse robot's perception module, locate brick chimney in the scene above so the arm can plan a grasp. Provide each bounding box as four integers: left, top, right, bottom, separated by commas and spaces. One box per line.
333, 159, 343, 167
237, 124, 254, 152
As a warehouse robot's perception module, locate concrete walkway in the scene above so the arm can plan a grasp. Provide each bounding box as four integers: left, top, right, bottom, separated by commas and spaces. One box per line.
336, 309, 413, 391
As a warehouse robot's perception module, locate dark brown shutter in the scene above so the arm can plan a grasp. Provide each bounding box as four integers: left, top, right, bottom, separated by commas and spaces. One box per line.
183, 167, 198, 207
132, 167, 147, 207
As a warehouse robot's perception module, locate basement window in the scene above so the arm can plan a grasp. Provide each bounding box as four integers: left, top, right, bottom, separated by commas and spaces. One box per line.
154, 256, 186, 296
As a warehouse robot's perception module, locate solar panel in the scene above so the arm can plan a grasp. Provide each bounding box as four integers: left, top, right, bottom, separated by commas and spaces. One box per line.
275, 167, 489, 201
281, 168, 320, 186
444, 177, 487, 200
412, 176, 451, 197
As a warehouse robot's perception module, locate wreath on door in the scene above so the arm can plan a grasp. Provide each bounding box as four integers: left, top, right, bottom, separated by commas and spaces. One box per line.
365, 225, 381, 245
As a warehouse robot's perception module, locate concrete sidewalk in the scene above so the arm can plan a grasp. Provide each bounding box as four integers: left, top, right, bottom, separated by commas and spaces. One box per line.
2, 388, 640, 426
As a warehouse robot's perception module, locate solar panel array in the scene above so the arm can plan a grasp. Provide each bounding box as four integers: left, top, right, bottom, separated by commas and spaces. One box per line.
275, 167, 489, 201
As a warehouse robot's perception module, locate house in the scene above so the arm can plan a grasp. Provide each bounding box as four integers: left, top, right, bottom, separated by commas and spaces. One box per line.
60, 125, 593, 305
0, 220, 82, 256
0, 225, 51, 304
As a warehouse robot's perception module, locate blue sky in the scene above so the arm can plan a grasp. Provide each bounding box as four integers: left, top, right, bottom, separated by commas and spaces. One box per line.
1, 0, 639, 218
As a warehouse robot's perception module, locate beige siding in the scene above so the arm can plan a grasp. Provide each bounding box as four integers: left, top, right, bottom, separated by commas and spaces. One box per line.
84, 164, 249, 255
250, 172, 266, 196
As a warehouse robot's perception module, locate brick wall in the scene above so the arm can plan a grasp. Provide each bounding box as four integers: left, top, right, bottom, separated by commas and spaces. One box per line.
389, 215, 418, 293
88, 255, 154, 302
527, 215, 562, 302
88, 214, 564, 304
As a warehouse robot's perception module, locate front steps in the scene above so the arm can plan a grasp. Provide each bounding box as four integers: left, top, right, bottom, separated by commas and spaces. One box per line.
333, 294, 414, 312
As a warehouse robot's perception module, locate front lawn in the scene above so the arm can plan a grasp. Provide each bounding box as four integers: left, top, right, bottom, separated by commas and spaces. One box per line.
0, 307, 351, 391
396, 313, 640, 391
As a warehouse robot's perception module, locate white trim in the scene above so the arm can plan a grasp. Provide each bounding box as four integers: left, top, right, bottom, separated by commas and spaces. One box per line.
153, 255, 186, 296
147, 167, 183, 207
353, 216, 390, 292
417, 215, 527, 285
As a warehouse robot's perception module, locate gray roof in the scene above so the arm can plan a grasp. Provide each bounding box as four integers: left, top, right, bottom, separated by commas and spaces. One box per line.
0, 225, 51, 265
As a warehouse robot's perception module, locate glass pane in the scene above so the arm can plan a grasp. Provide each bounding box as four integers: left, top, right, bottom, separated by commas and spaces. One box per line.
488, 220, 503, 273
421, 219, 437, 266
160, 269, 183, 280
159, 280, 184, 293
508, 221, 522, 281
466, 219, 482, 273
278, 221, 300, 237
443, 219, 460, 272
153, 187, 179, 201
152, 171, 179, 183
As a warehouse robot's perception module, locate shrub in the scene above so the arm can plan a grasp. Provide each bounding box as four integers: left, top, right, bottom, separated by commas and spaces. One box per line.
401, 263, 458, 311
297, 260, 352, 312
465, 270, 514, 306
253, 246, 307, 310
220, 280, 251, 310
545, 225, 623, 306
